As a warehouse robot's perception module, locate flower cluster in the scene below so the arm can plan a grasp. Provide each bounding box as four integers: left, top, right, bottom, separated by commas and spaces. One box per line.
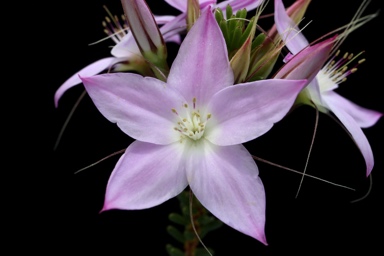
55, 0, 382, 249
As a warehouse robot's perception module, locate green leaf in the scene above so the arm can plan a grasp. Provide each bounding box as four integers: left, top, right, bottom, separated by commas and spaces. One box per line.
169, 213, 188, 226
219, 20, 230, 46
196, 247, 215, 256
200, 220, 224, 238
214, 8, 224, 22
197, 215, 215, 225
225, 4, 233, 20
236, 8, 247, 20
166, 244, 184, 256
184, 229, 196, 241
234, 27, 244, 50
181, 205, 190, 217
251, 33, 266, 50
167, 225, 185, 243
239, 17, 256, 46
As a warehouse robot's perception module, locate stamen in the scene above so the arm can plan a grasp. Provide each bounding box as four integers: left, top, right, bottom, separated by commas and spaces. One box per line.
102, 5, 129, 44
319, 50, 365, 90
171, 99, 212, 141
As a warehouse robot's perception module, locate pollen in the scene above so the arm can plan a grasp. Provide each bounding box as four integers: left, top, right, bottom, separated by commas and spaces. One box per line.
171, 98, 212, 141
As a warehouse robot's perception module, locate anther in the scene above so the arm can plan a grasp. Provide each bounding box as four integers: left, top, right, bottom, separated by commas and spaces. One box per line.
358, 59, 366, 64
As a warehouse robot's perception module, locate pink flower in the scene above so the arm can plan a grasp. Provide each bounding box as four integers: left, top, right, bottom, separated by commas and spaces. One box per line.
80, 7, 306, 244
274, 0, 383, 176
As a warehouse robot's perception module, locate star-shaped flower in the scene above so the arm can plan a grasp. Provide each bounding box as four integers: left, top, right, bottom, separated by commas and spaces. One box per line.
80, 7, 306, 244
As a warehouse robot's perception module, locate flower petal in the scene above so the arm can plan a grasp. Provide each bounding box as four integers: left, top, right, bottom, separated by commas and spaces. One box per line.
155, 15, 181, 44
167, 7, 234, 105
322, 91, 383, 128
274, 35, 336, 83
54, 57, 115, 107
216, 0, 264, 12
274, 36, 336, 106
159, 13, 187, 44
268, 0, 311, 40
185, 140, 267, 244
322, 92, 375, 176
111, 20, 180, 57
121, 0, 164, 53
110, 32, 141, 58
274, 0, 309, 54
206, 79, 307, 145
102, 141, 188, 211
153, 15, 176, 25
80, 73, 187, 145
164, 0, 216, 12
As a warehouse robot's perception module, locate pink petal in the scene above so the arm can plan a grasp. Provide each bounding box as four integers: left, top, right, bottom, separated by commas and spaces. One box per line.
268, 0, 311, 40
54, 57, 115, 107
111, 22, 180, 57
153, 15, 176, 25
274, 36, 336, 105
185, 140, 267, 244
216, 0, 264, 12
102, 141, 188, 211
206, 79, 307, 145
274, 0, 309, 54
110, 32, 141, 58
322, 91, 383, 128
163, 0, 190, 12
274, 35, 336, 83
164, 0, 216, 12
167, 7, 234, 106
155, 15, 181, 44
322, 92, 375, 176
159, 13, 187, 44
121, 0, 164, 53
80, 73, 187, 145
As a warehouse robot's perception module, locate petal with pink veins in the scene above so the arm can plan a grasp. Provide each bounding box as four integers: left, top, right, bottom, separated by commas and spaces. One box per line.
185, 140, 267, 244
54, 57, 115, 107
80, 72, 188, 145
274, 0, 309, 54
322, 91, 375, 176
167, 8, 234, 105
322, 91, 383, 128
206, 79, 307, 145
102, 141, 188, 211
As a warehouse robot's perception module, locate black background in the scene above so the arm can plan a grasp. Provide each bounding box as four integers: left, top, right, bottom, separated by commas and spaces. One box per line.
19, 0, 384, 254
